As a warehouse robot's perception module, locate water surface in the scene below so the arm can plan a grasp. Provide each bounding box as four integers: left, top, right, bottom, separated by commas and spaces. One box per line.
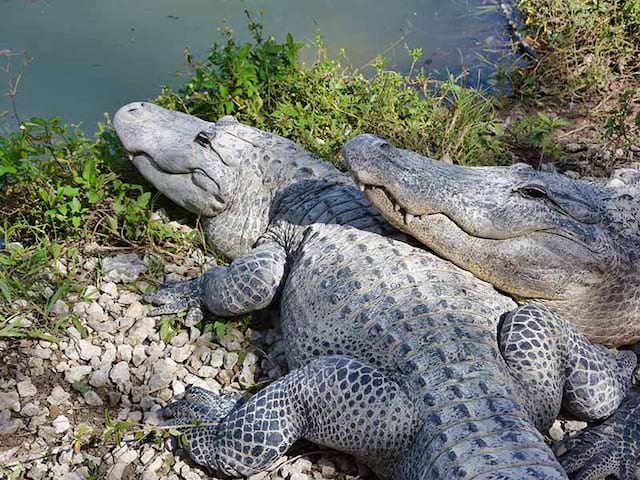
0, 0, 514, 132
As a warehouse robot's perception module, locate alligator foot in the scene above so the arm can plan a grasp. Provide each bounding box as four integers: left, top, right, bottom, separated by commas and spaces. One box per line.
555, 390, 640, 480
143, 278, 204, 323
162, 387, 242, 465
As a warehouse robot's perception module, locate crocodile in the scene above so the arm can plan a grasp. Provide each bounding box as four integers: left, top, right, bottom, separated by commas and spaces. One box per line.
113, 102, 639, 479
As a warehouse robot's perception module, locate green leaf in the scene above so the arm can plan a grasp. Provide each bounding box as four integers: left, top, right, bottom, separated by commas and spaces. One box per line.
635, 112, 640, 128
72, 382, 90, 395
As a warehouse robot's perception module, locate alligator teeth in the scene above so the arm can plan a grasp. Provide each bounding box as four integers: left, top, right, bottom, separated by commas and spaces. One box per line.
405, 212, 415, 224
359, 182, 366, 192
394, 202, 401, 212
128, 153, 134, 161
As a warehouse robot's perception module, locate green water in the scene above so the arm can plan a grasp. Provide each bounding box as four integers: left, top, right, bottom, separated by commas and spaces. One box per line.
0, 0, 514, 133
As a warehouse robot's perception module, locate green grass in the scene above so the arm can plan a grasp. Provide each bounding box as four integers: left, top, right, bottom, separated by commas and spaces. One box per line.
514, 0, 640, 100
156, 21, 509, 167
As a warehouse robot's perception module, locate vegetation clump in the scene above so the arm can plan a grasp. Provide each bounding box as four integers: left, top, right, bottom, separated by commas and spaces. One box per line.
515, 0, 640, 100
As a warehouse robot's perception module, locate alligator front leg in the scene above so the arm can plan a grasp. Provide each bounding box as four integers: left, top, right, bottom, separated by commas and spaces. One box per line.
500, 305, 636, 431
554, 390, 640, 480
162, 356, 417, 478
144, 240, 287, 320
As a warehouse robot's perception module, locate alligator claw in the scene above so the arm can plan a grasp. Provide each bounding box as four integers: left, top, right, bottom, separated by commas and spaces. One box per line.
143, 278, 203, 318
555, 391, 640, 480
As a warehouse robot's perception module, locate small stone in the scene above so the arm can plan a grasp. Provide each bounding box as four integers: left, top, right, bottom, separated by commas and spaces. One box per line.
132, 344, 146, 367
148, 358, 178, 392
170, 344, 194, 363
17, 379, 37, 397
101, 281, 118, 296
172, 380, 185, 396
110, 362, 131, 391
124, 302, 145, 319
52, 414, 71, 433
565, 143, 586, 153
198, 366, 218, 379
21, 402, 40, 417
78, 339, 102, 361
208, 350, 225, 368
32, 346, 52, 359
170, 331, 189, 348
84, 390, 103, 406
102, 253, 147, 283
50, 299, 69, 316
65, 365, 92, 384
118, 291, 139, 305
0, 390, 20, 412
89, 368, 110, 388
548, 420, 564, 442
224, 352, 239, 370
563, 420, 588, 433
117, 344, 133, 363
318, 457, 337, 478
47, 385, 70, 406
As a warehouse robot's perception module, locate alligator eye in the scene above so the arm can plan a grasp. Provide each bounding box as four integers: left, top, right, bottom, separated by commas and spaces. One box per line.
519, 185, 548, 199
195, 131, 210, 147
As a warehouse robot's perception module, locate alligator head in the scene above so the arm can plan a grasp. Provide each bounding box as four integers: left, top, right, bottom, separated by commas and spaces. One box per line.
114, 102, 337, 260
343, 134, 640, 346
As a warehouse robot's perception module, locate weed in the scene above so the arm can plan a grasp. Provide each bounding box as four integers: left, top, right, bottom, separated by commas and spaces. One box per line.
514, 0, 640, 101
604, 88, 640, 147
505, 112, 569, 166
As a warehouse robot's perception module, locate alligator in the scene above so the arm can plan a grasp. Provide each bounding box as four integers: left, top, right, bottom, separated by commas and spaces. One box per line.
113, 102, 640, 479
342, 133, 640, 478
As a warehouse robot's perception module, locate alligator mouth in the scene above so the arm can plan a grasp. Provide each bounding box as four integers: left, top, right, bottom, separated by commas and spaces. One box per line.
352, 176, 598, 256
127, 150, 228, 211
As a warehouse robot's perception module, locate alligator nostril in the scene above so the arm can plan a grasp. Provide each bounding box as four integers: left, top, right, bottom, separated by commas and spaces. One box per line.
128, 107, 138, 113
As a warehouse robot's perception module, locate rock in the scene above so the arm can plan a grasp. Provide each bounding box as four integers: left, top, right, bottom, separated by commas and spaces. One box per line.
102, 253, 147, 283
208, 349, 225, 368
148, 358, 178, 392
132, 344, 146, 366
564, 420, 588, 433
110, 362, 132, 392
47, 385, 70, 406
50, 299, 69, 316
318, 457, 337, 478
548, 420, 564, 441
565, 143, 586, 153
52, 415, 71, 433
17, 379, 37, 397
27, 462, 48, 480
170, 344, 194, 363
224, 352, 239, 370
124, 302, 145, 319
89, 368, 110, 388
170, 331, 189, 348
32, 346, 52, 359
84, 390, 103, 406
118, 291, 140, 305
117, 344, 133, 362
172, 379, 185, 396
65, 365, 92, 384
21, 402, 41, 417
101, 281, 119, 297
78, 339, 102, 361
0, 390, 20, 412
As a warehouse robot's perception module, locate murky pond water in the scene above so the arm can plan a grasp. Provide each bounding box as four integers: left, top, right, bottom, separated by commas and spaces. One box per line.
0, 0, 515, 133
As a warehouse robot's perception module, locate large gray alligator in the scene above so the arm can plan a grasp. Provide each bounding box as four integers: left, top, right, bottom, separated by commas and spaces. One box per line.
113, 102, 640, 479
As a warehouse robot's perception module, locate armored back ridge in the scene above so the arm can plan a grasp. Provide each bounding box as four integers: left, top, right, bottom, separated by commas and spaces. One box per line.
114, 103, 640, 479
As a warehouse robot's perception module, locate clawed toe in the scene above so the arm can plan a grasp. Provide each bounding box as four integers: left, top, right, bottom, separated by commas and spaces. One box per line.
555, 391, 640, 480
162, 388, 243, 427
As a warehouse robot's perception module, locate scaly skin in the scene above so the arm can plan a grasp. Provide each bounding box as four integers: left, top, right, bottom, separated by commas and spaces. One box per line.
342, 134, 640, 479
342, 135, 640, 347
114, 103, 635, 479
